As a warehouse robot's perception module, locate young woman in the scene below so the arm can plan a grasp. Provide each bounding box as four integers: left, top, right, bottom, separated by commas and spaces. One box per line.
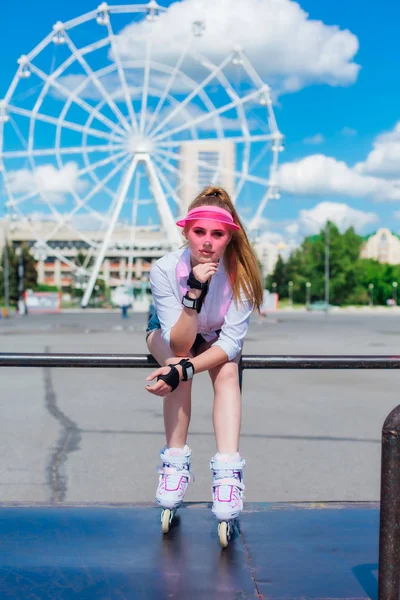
145, 185, 263, 530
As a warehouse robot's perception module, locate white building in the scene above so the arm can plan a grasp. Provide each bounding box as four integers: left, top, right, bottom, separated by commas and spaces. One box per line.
360, 229, 400, 264
179, 140, 235, 213
0, 213, 284, 289
0, 218, 172, 290
253, 238, 286, 277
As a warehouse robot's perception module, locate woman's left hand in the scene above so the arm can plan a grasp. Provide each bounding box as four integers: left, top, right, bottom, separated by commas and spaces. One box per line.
145, 364, 182, 396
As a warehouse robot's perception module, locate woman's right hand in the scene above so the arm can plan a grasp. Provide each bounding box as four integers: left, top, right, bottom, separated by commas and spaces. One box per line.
192, 262, 218, 284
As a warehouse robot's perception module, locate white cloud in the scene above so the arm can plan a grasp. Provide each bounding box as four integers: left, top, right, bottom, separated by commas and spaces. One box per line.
340, 126, 357, 137
259, 231, 285, 244
285, 223, 299, 235
355, 122, 400, 177
279, 154, 400, 201
7, 162, 87, 204
299, 202, 378, 234
55, 70, 192, 103
303, 133, 325, 145
114, 0, 360, 93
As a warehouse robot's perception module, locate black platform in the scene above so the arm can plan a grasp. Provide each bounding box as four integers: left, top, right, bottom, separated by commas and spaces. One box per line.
0, 502, 378, 599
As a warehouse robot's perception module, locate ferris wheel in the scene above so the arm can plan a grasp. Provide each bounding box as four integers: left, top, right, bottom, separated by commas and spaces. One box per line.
0, 1, 283, 307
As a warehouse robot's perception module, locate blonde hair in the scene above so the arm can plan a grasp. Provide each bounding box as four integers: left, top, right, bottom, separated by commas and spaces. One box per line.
185, 185, 263, 311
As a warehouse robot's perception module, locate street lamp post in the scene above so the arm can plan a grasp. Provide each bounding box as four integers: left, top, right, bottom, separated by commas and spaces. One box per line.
288, 280, 293, 306
306, 281, 311, 306
324, 225, 330, 310
393, 281, 398, 305
368, 283, 374, 307
3, 220, 9, 314
15, 246, 26, 315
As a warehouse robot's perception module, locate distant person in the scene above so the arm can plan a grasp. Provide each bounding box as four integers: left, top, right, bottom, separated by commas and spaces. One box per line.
119, 289, 132, 319
147, 298, 156, 324
144, 185, 263, 537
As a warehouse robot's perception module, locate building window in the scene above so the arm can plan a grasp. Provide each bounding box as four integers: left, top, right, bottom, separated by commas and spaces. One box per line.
198, 151, 221, 187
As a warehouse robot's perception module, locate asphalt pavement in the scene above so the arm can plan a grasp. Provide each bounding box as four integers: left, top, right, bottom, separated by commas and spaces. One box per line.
1, 309, 399, 504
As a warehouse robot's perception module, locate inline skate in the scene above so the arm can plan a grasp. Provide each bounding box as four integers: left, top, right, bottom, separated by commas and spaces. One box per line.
210, 453, 245, 548
156, 445, 193, 533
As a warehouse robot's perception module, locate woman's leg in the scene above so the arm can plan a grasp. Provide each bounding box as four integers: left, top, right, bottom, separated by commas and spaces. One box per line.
209, 356, 242, 455
147, 329, 193, 448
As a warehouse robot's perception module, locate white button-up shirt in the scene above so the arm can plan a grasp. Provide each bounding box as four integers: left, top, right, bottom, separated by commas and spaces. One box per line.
149, 247, 253, 361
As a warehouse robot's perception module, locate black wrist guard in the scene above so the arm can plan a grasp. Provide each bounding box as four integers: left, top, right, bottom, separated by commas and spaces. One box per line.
178, 358, 195, 381
182, 292, 200, 311
157, 363, 180, 391
187, 270, 209, 291
182, 290, 208, 314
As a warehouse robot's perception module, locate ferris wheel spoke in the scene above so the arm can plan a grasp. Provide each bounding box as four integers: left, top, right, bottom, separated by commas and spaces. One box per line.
27, 62, 127, 140
9, 116, 29, 151
106, 18, 139, 133
1, 144, 125, 159
5, 207, 82, 269
76, 149, 128, 177
152, 87, 263, 143
143, 156, 181, 247
7, 105, 122, 143
41, 154, 131, 243
151, 151, 179, 177
139, 35, 153, 135
155, 146, 270, 188
5, 190, 41, 209
126, 170, 141, 282
151, 157, 181, 207
81, 156, 139, 307
149, 54, 232, 139
248, 190, 274, 230
152, 152, 199, 196
63, 31, 132, 133
144, 43, 190, 136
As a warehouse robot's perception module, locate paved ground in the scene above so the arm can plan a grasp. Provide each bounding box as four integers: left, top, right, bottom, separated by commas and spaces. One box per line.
0, 503, 379, 599
1, 309, 400, 504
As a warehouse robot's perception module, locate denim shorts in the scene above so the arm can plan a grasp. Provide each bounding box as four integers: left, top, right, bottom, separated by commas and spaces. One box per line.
146, 312, 219, 355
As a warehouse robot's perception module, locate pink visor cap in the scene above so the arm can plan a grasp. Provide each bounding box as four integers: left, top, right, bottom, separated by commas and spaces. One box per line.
176, 206, 240, 230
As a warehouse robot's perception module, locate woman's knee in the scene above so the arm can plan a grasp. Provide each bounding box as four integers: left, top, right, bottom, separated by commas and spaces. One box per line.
210, 360, 240, 389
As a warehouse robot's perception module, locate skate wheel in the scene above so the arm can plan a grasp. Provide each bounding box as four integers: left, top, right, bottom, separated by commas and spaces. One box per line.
161, 509, 171, 534
218, 521, 229, 548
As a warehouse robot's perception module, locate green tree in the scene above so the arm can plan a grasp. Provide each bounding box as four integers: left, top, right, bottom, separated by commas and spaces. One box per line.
0, 244, 37, 304
266, 223, 389, 306
266, 255, 288, 297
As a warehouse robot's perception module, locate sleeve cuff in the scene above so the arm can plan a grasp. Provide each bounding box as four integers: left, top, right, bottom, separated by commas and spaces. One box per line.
211, 338, 239, 362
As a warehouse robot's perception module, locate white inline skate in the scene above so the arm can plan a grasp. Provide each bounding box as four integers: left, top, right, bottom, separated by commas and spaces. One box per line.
156, 445, 193, 533
210, 453, 245, 548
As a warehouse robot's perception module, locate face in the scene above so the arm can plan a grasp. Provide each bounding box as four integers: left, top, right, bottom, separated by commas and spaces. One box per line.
185, 219, 232, 265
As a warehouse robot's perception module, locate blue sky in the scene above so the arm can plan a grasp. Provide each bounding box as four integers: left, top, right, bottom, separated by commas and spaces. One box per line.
1, 0, 400, 245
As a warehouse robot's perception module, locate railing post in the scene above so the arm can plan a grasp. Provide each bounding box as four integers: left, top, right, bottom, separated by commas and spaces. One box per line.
379, 405, 400, 600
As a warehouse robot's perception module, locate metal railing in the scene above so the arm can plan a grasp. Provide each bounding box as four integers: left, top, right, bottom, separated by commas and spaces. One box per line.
1, 351, 400, 600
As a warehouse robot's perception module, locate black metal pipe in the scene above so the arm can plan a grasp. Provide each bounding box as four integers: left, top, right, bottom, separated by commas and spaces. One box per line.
0, 352, 159, 368
2, 352, 400, 369
379, 405, 400, 600
239, 355, 400, 369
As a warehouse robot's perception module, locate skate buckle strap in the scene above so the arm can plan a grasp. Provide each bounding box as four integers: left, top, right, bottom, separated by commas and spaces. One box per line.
157, 463, 194, 483
209, 459, 245, 471
160, 452, 191, 466
212, 477, 245, 490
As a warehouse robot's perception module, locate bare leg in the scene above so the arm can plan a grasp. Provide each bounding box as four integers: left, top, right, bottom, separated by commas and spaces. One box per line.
209, 357, 241, 455
146, 329, 192, 448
